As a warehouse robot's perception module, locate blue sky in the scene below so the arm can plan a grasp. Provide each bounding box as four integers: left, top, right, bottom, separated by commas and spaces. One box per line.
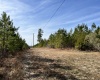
0, 0, 100, 45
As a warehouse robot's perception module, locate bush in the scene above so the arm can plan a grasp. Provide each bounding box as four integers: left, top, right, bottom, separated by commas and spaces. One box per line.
84, 32, 100, 51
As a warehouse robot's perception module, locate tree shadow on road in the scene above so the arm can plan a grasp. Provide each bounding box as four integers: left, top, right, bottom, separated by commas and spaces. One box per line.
21, 51, 78, 80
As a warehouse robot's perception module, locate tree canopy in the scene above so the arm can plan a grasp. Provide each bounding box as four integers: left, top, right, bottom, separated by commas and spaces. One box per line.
0, 12, 29, 56
35, 23, 100, 52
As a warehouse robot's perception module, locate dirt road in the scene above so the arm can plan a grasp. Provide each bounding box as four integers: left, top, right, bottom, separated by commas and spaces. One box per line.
21, 48, 100, 80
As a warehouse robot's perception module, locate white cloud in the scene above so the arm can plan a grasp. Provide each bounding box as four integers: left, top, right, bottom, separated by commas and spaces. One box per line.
0, 0, 53, 45
0, 0, 32, 15
0, 0, 100, 45
60, 12, 100, 25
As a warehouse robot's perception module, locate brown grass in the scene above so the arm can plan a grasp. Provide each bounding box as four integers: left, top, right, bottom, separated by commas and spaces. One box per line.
0, 48, 100, 80
31, 48, 100, 80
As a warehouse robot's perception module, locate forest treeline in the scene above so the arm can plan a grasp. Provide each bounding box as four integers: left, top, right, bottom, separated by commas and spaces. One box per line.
0, 12, 29, 57
36, 23, 100, 51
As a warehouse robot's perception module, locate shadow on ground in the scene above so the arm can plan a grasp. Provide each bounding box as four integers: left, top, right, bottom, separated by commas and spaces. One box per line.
0, 74, 5, 80
21, 51, 78, 80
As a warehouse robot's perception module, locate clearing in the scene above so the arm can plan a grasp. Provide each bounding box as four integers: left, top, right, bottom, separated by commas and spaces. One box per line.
0, 48, 100, 80
22, 48, 100, 80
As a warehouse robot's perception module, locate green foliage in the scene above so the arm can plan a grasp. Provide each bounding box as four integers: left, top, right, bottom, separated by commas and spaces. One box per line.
95, 26, 100, 34
73, 24, 89, 49
48, 29, 67, 48
36, 28, 48, 47
35, 23, 99, 52
35, 39, 48, 47
85, 31, 100, 51
48, 29, 74, 48
91, 23, 96, 32
39, 39, 48, 47
54, 29, 67, 48
48, 34, 55, 48
0, 12, 29, 56
66, 30, 75, 48
37, 28, 43, 43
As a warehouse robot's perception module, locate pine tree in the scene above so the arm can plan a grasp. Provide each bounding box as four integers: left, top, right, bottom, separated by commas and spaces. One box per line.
0, 12, 29, 56
37, 28, 43, 43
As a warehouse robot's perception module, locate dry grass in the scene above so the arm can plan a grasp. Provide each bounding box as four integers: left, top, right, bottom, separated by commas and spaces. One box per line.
31, 48, 100, 80
0, 48, 100, 80
0, 52, 24, 80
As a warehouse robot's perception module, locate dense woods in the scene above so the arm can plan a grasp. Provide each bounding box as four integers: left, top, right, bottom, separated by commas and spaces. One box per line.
36, 24, 100, 51
0, 12, 29, 57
